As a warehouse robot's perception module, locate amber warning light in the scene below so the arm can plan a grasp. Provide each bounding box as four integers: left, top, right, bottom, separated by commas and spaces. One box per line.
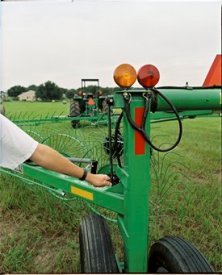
113, 64, 137, 89
137, 64, 160, 88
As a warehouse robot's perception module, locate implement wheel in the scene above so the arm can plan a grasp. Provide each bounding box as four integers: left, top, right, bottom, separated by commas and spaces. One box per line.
148, 236, 214, 273
79, 214, 118, 273
70, 100, 80, 128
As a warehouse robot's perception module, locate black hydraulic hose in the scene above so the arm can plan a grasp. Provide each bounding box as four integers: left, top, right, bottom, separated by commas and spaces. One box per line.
107, 100, 114, 182
114, 112, 123, 167
142, 93, 151, 130
123, 95, 148, 140
148, 88, 183, 151
123, 89, 183, 152
123, 96, 149, 145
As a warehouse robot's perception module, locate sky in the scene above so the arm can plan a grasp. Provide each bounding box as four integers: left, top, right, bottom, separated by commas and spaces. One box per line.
0, 0, 221, 91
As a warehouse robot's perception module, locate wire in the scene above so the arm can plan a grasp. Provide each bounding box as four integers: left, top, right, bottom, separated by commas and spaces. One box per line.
123, 88, 183, 152
114, 112, 123, 167
149, 88, 183, 151
107, 99, 114, 182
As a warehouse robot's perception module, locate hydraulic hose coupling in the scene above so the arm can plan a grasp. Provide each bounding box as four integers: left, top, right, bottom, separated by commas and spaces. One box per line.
123, 92, 131, 102
142, 91, 158, 113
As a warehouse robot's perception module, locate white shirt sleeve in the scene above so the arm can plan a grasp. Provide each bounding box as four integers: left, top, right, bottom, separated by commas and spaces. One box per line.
0, 114, 39, 170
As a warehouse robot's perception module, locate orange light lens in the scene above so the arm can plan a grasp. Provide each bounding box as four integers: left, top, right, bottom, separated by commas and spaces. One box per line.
137, 64, 160, 88
113, 64, 137, 89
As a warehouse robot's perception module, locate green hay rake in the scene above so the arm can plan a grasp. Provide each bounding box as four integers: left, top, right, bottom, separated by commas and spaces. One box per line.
1, 64, 221, 273
7, 110, 116, 127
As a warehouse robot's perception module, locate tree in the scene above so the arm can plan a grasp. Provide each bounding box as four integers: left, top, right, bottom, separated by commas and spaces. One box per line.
27, 84, 39, 92
84, 85, 98, 95
101, 87, 113, 95
60, 87, 68, 96
66, 89, 75, 99
36, 81, 63, 101
7, 85, 26, 97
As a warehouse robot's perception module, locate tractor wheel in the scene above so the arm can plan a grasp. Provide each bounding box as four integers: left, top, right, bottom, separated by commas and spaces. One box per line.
79, 214, 118, 273
148, 236, 214, 273
70, 100, 80, 128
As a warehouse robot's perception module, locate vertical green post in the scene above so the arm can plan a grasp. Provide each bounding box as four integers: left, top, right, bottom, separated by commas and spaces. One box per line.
116, 92, 151, 272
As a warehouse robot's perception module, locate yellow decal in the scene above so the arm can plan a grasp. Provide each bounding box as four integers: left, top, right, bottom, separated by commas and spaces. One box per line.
71, 186, 94, 201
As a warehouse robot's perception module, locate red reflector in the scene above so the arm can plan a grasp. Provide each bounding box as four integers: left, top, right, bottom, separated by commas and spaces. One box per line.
135, 108, 146, 155
87, 98, 95, 105
137, 64, 160, 88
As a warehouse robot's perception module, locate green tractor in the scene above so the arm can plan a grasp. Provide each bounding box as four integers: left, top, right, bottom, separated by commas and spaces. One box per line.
69, 79, 108, 128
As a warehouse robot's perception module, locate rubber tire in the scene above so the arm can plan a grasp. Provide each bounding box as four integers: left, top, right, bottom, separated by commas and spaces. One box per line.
70, 100, 80, 128
79, 214, 118, 273
148, 236, 214, 273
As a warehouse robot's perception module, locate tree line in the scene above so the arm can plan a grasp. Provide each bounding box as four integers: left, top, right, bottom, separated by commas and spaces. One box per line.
6, 81, 115, 101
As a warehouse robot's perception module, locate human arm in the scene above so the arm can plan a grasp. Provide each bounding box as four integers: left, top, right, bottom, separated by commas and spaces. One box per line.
30, 143, 111, 187
0, 114, 111, 187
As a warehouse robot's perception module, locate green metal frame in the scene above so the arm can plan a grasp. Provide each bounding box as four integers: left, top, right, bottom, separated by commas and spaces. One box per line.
10, 113, 117, 127
1, 86, 221, 272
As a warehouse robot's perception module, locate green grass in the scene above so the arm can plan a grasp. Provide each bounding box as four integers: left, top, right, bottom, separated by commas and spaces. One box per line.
150, 117, 221, 271
0, 101, 221, 272
5, 101, 69, 117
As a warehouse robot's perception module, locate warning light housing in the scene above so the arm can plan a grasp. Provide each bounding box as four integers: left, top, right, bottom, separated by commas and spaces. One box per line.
113, 64, 137, 89
137, 64, 160, 88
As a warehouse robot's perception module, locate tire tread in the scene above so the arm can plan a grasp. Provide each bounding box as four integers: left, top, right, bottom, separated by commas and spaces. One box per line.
79, 214, 118, 273
148, 235, 214, 273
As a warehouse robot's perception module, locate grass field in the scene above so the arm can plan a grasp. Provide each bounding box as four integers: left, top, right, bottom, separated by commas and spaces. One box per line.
0, 101, 221, 273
